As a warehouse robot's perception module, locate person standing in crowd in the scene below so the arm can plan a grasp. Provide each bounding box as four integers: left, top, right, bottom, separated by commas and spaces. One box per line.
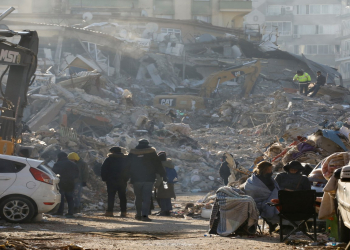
100, 147, 128, 217
306, 71, 326, 97
244, 161, 279, 234
52, 152, 79, 218
126, 139, 167, 222
275, 161, 311, 191
293, 70, 311, 96
156, 152, 177, 216
68, 152, 89, 214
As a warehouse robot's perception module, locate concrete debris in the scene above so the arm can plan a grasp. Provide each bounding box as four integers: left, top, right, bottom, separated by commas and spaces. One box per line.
8, 21, 350, 213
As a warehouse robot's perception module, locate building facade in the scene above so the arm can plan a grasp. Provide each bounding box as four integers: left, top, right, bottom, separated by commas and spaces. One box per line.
0, 0, 253, 30
244, 0, 342, 67
336, 0, 350, 84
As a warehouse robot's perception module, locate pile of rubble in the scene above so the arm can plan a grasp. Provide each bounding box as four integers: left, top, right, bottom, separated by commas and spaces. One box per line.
3, 19, 349, 211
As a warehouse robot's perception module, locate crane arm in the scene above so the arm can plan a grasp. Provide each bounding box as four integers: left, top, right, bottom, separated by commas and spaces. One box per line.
199, 60, 261, 98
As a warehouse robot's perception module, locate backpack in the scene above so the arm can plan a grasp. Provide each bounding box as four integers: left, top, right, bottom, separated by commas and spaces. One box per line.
165, 167, 178, 183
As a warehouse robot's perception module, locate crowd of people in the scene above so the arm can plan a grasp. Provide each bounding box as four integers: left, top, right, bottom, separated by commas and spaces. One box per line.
49, 137, 312, 234
52, 139, 176, 221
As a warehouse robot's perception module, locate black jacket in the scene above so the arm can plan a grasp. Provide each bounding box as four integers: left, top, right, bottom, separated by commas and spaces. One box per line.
219, 162, 231, 182
125, 147, 166, 183
100, 153, 128, 185
316, 74, 326, 86
53, 157, 79, 192
275, 172, 311, 191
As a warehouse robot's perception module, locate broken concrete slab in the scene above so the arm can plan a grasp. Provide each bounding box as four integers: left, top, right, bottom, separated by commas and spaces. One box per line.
28, 99, 66, 131
147, 63, 162, 85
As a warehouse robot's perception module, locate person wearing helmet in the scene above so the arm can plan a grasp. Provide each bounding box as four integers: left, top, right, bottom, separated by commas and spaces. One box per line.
68, 152, 89, 214
293, 70, 311, 96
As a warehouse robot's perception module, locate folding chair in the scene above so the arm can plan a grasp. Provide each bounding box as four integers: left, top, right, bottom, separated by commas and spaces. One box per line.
268, 190, 317, 242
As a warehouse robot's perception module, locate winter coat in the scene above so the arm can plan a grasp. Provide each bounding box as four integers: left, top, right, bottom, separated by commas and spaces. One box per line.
75, 159, 89, 184
219, 162, 231, 183
156, 159, 176, 199
125, 147, 166, 183
53, 157, 79, 192
100, 153, 128, 186
275, 172, 311, 191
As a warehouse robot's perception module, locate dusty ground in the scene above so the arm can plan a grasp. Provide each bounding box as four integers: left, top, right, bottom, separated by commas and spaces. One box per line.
0, 194, 339, 250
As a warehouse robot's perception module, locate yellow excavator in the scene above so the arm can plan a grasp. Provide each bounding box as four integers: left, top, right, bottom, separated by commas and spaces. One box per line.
0, 7, 39, 155
154, 60, 261, 110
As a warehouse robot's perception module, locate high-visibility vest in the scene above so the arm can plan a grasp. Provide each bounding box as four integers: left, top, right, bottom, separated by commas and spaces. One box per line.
293, 73, 311, 83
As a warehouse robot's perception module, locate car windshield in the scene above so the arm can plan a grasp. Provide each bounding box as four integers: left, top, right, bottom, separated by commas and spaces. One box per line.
37, 164, 56, 177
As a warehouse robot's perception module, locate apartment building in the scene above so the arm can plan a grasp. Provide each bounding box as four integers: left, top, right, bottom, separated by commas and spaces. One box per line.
336, 0, 350, 83
244, 0, 342, 66
0, 0, 253, 29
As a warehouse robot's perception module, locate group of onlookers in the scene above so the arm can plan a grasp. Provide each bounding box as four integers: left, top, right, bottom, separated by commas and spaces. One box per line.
54, 139, 176, 221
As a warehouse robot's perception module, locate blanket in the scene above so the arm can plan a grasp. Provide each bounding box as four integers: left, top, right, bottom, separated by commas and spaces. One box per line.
209, 186, 259, 237
244, 174, 280, 224
319, 175, 338, 219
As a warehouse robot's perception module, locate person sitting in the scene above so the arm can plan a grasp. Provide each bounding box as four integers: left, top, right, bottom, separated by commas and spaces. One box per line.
244, 161, 279, 234
275, 161, 311, 191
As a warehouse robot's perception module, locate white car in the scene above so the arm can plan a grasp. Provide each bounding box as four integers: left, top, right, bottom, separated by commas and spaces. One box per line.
0, 155, 60, 223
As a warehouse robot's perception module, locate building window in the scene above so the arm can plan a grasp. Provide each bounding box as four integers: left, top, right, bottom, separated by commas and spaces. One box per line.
266, 5, 282, 16
161, 28, 182, 40
294, 45, 300, 54
265, 21, 292, 36
294, 25, 339, 35
319, 25, 340, 35
342, 62, 350, 79
193, 15, 211, 23
155, 15, 173, 19
295, 45, 335, 55
295, 4, 341, 15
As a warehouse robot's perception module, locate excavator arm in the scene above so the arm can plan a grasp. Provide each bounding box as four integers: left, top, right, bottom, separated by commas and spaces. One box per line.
0, 29, 38, 154
199, 60, 261, 98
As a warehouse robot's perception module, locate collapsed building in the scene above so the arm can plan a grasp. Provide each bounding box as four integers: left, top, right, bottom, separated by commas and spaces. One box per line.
0, 16, 349, 210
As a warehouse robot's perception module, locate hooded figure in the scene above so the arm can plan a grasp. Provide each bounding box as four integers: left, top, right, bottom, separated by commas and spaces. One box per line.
52, 152, 79, 217
100, 147, 128, 217
275, 161, 311, 191
125, 139, 167, 221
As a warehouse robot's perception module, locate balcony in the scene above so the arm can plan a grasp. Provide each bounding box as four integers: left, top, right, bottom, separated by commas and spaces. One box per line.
219, 0, 252, 12
69, 0, 138, 8
153, 0, 174, 15
336, 51, 350, 62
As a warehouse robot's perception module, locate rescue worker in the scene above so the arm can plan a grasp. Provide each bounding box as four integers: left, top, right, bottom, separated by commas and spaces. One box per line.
293, 70, 311, 96
53, 152, 79, 218
306, 71, 326, 97
68, 152, 89, 214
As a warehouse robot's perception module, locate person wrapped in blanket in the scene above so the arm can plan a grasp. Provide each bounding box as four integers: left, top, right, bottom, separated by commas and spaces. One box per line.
244, 161, 279, 234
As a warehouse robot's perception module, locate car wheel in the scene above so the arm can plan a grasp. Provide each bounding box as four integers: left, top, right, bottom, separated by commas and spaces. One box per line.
0, 196, 35, 223
338, 209, 350, 242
